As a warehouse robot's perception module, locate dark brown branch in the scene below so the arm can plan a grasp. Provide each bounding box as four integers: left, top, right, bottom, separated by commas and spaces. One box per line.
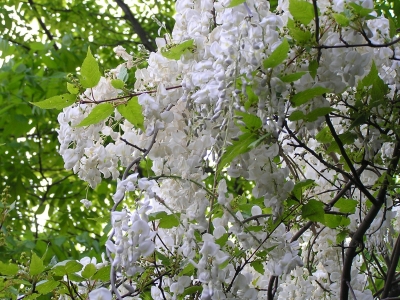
79, 85, 182, 104
27, 0, 59, 51
381, 234, 400, 298
340, 141, 400, 299
315, 36, 400, 50
325, 116, 379, 206
114, 0, 156, 52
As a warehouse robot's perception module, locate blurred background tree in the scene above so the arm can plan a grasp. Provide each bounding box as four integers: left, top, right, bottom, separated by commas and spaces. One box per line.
0, 0, 399, 269
0, 0, 175, 264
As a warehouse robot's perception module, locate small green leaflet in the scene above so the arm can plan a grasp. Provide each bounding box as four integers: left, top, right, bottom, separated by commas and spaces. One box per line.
180, 286, 202, 298
67, 82, 79, 94
215, 233, 229, 247
291, 87, 331, 107
287, 19, 312, 44
280, 71, 307, 83
308, 60, 318, 79
30, 94, 76, 110
29, 252, 45, 276
334, 198, 358, 214
324, 214, 350, 228
76, 103, 114, 127
80, 47, 101, 88
36, 280, 60, 295
148, 211, 180, 229
0, 261, 18, 275
81, 263, 97, 279
292, 179, 315, 200
161, 39, 194, 60
217, 132, 258, 173
92, 265, 111, 281
159, 214, 180, 229
227, 0, 246, 7
263, 38, 289, 69
51, 260, 83, 276
333, 13, 350, 26
289, 0, 315, 25
326, 132, 357, 153
301, 199, 325, 223
315, 126, 333, 143
235, 111, 262, 132
250, 260, 265, 274
111, 79, 124, 89
348, 3, 374, 18
289, 107, 334, 122
117, 97, 145, 130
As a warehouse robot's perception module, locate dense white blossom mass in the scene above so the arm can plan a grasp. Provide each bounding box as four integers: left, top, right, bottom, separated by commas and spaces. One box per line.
55, 0, 400, 299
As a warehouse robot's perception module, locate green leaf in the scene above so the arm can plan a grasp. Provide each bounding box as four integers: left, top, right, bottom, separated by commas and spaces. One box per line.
333, 13, 350, 26
287, 19, 312, 43
67, 83, 79, 94
81, 263, 97, 279
305, 107, 334, 121
227, 0, 246, 7
248, 133, 271, 149
36, 280, 60, 295
92, 265, 111, 281
293, 179, 315, 200
289, 0, 315, 25
156, 251, 171, 267
51, 260, 83, 276
80, 47, 101, 88
68, 273, 85, 282
29, 252, 45, 276
280, 71, 307, 82
235, 111, 262, 132
360, 61, 378, 88
288, 110, 306, 121
76, 103, 114, 127
117, 97, 144, 130
348, 3, 373, 17
161, 39, 194, 60
326, 132, 357, 152
148, 211, 168, 221
111, 79, 124, 89
315, 126, 333, 143
263, 38, 289, 69
323, 214, 343, 228
217, 132, 258, 173
308, 60, 318, 79
250, 260, 265, 274
336, 230, 349, 243
215, 233, 229, 247
179, 263, 194, 276
159, 214, 180, 229
291, 87, 331, 107
334, 198, 358, 214
301, 199, 325, 222
0, 261, 18, 275
218, 258, 230, 269
349, 114, 368, 130
181, 286, 202, 298
30, 94, 76, 110
389, 17, 397, 38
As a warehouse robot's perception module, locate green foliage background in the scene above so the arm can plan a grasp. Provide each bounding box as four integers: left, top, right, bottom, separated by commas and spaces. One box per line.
0, 0, 399, 283
0, 0, 175, 264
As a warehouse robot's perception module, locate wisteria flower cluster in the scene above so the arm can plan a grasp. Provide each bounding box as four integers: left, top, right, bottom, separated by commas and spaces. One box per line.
31, 0, 400, 299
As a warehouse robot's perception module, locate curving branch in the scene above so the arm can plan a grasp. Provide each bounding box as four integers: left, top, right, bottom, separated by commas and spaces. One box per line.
340, 140, 400, 299
381, 234, 400, 298
114, 0, 156, 52
27, 0, 59, 50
